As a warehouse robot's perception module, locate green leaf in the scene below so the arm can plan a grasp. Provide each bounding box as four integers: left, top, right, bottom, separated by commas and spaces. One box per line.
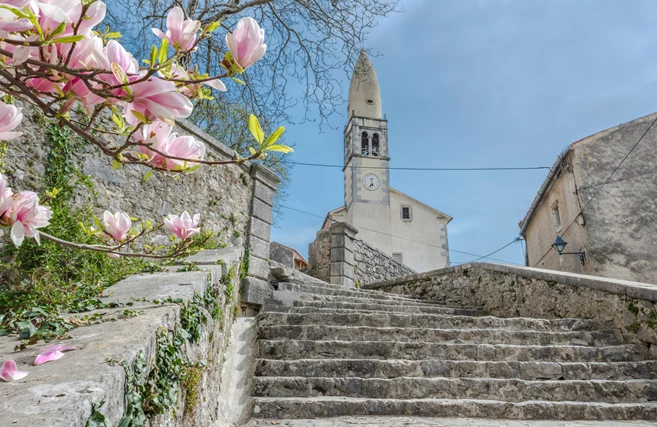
17, 321, 36, 339
149, 45, 157, 68
248, 146, 257, 155
142, 170, 153, 182
265, 144, 294, 154
130, 110, 149, 124
158, 39, 169, 64
262, 126, 285, 148
86, 401, 113, 427
49, 21, 66, 38
111, 159, 122, 170
106, 31, 121, 39
206, 20, 221, 33
248, 114, 264, 144
231, 77, 245, 85
51, 35, 86, 44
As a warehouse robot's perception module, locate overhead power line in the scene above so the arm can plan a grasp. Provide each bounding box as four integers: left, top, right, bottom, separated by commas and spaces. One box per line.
280, 204, 522, 266
532, 115, 657, 267
289, 161, 550, 172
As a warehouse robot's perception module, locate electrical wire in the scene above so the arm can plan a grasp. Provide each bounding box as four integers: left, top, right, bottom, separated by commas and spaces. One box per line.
289, 161, 550, 172
532, 115, 657, 267
280, 204, 523, 265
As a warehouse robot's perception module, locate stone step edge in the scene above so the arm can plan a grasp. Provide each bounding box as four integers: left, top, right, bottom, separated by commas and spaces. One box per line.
278, 283, 439, 302
257, 311, 607, 330
254, 375, 657, 386
252, 397, 657, 420
253, 358, 657, 379
258, 324, 619, 337
273, 290, 475, 309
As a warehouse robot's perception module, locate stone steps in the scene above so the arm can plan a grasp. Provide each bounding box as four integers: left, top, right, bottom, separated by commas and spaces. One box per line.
257, 340, 645, 363
255, 359, 657, 381
273, 300, 485, 316
254, 376, 657, 403
262, 310, 605, 331
277, 282, 433, 302
257, 325, 623, 346
253, 397, 657, 420
253, 275, 657, 422
276, 290, 462, 308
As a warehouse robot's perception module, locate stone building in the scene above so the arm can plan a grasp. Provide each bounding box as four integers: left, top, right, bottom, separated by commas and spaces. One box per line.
269, 241, 308, 270
519, 111, 657, 284
314, 50, 452, 273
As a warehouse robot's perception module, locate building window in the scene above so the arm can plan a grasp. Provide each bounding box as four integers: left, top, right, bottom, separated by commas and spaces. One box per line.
361, 132, 369, 156
401, 205, 412, 221
371, 133, 380, 156
392, 252, 403, 264
551, 202, 562, 231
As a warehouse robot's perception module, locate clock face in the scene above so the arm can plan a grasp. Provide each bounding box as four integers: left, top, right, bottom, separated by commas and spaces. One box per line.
362, 173, 381, 191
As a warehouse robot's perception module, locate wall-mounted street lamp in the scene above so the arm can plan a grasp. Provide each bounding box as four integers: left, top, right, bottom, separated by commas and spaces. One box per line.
551, 236, 586, 262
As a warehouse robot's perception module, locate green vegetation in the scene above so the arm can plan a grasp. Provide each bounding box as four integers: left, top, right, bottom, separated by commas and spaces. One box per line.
0, 125, 160, 343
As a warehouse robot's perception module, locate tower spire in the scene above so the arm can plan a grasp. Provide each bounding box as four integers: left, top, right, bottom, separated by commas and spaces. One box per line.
347, 49, 382, 119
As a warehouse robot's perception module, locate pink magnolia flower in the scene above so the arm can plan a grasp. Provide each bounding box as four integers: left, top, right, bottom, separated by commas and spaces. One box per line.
124, 75, 193, 126
0, 103, 23, 141
226, 17, 266, 69
101, 211, 131, 242
137, 124, 206, 171
0, 173, 12, 207
164, 64, 226, 97
34, 345, 76, 365
6, 191, 52, 247
0, 7, 33, 32
164, 212, 200, 239
152, 7, 201, 52
0, 360, 28, 381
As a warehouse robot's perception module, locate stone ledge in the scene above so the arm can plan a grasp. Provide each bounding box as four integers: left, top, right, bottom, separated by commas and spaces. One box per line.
364, 262, 657, 302
0, 248, 243, 427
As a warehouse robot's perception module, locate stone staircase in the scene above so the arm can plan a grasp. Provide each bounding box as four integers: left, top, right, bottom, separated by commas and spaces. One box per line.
251, 277, 657, 424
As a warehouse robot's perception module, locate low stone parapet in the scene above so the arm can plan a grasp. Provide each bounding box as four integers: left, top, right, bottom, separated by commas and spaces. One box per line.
0, 247, 243, 427
365, 262, 657, 355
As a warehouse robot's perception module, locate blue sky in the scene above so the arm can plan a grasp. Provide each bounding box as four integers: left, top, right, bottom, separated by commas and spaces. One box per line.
271, 0, 657, 266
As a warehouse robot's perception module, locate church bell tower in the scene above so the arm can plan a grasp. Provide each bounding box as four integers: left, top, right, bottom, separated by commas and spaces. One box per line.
343, 50, 393, 254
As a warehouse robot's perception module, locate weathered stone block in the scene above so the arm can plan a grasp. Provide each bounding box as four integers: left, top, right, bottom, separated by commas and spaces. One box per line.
270, 242, 295, 267
331, 248, 355, 266
241, 276, 274, 307
248, 255, 271, 281
249, 216, 271, 242
331, 234, 355, 252
254, 182, 275, 207
248, 235, 271, 260
252, 198, 273, 225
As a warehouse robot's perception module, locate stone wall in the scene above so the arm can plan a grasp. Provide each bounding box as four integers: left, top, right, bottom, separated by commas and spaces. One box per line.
366, 262, 657, 356
306, 227, 331, 283
0, 248, 244, 426
2, 103, 255, 248
353, 237, 415, 285
307, 222, 415, 286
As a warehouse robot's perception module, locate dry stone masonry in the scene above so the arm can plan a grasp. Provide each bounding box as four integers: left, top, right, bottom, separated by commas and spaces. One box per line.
307, 221, 415, 287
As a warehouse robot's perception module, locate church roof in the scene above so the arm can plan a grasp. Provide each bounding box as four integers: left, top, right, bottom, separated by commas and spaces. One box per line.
348, 49, 382, 119
390, 188, 453, 223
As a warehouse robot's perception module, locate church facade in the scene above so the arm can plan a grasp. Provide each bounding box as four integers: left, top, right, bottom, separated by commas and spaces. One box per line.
319, 50, 452, 273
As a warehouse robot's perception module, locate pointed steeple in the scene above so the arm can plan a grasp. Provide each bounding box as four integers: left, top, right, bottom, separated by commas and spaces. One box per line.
347, 49, 382, 119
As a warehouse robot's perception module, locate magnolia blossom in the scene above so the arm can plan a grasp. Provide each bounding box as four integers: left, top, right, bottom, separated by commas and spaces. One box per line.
166, 64, 226, 97
5, 192, 52, 247
0, 360, 28, 382
0, 103, 24, 141
34, 345, 76, 365
101, 211, 131, 242
226, 17, 266, 69
152, 7, 201, 52
136, 121, 206, 170
0, 7, 33, 33
124, 76, 193, 126
164, 212, 200, 240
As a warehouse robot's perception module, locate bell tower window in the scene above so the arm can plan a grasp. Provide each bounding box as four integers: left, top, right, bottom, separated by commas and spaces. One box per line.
361, 132, 369, 156
371, 133, 380, 156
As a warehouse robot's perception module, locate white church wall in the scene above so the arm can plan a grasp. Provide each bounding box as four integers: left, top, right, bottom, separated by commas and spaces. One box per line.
390, 191, 450, 272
